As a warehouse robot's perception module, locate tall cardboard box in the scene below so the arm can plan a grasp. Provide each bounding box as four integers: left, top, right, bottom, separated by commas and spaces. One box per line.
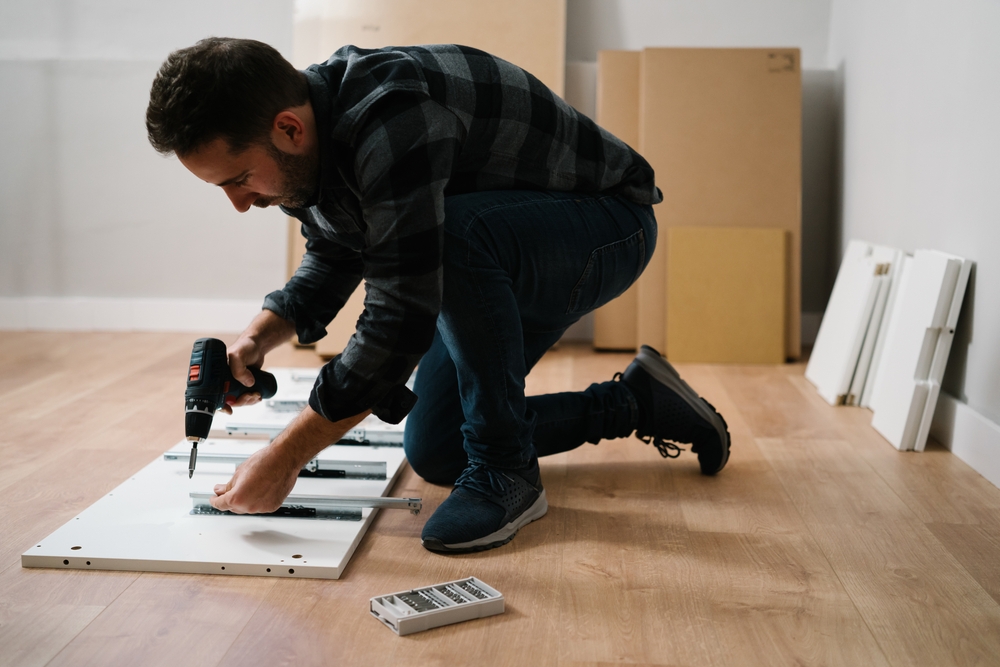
593, 50, 641, 351
638, 48, 802, 358
287, 0, 568, 357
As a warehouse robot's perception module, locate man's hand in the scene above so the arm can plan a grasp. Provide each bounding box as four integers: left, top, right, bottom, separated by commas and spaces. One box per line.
222, 309, 297, 415
209, 405, 370, 514
209, 444, 300, 514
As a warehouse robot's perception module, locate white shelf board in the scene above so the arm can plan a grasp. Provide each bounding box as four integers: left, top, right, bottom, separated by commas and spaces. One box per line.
22, 439, 410, 579
869, 251, 971, 451
805, 240, 881, 405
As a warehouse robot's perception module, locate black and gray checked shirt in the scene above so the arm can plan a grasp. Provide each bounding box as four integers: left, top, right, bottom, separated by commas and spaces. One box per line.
263, 44, 662, 424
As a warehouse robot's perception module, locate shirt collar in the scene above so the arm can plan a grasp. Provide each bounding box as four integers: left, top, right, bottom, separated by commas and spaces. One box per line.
293, 67, 334, 211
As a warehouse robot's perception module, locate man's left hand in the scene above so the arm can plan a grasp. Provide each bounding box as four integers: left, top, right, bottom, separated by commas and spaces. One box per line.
209, 444, 300, 514
208, 405, 370, 514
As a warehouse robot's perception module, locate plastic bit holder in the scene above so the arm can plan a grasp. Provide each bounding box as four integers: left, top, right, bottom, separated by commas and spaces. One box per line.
370, 577, 504, 635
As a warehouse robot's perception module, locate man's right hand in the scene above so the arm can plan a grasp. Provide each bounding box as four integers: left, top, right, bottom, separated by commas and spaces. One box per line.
222, 309, 296, 414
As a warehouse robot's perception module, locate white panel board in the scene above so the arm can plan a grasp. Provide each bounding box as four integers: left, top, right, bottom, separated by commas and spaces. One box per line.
22, 440, 410, 580
848, 245, 903, 405
805, 240, 881, 405
869, 251, 971, 451
859, 247, 908, 408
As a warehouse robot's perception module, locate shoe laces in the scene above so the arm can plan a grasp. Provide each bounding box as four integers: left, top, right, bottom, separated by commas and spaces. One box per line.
615, 372, 686, 459
639, 434, 685, 459
455, 463, 512, 497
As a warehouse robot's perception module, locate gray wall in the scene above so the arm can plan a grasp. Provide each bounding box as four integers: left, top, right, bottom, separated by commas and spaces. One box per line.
0, 0, 293, 301
828, 0, 1000, 425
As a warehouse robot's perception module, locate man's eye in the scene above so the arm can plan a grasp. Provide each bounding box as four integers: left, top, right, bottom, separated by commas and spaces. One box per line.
234, 176, 250, 187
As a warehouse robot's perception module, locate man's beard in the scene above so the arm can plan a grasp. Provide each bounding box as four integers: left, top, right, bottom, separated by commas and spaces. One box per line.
254, 143, 319, 209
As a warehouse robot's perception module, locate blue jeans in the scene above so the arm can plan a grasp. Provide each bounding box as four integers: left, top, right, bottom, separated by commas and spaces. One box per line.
403, 190, 657, 484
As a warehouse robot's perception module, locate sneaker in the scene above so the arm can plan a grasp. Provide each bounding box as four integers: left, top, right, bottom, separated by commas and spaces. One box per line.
620, 345, 731, 475
421, 458, 548, 553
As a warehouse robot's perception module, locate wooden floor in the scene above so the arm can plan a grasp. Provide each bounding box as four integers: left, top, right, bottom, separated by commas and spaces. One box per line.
2, 332, 1000, 667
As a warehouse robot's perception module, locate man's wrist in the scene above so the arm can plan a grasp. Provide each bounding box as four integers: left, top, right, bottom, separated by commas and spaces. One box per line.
269, 406, 371, 470
241, 309, 296, 356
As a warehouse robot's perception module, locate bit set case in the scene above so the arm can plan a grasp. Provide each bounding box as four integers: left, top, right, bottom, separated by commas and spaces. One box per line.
370, 577, 504, 635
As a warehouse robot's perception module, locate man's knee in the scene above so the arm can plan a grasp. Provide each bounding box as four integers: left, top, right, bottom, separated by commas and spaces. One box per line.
403, 426, 466, 485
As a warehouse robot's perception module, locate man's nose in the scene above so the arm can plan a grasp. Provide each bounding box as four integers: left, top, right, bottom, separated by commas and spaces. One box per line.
223, 185, 255, 213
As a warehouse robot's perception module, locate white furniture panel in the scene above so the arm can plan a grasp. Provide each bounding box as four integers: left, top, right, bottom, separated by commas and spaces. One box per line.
805, 240, 880, 405
869, 251, 972, 451
23, 440, 410, 579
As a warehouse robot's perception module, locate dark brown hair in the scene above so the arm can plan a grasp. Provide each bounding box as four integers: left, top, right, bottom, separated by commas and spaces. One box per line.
146, 37, 309, 156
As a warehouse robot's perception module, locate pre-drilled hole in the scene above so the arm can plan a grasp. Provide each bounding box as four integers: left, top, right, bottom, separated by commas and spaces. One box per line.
221, 566, 225, 570
63, 560, 69, 565
266, 568, 271, 572
86, 561, 91, 565
288, 568, 294, 574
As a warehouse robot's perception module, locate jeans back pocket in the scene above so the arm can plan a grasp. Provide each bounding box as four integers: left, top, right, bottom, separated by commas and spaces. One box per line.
566, 229, 645, 315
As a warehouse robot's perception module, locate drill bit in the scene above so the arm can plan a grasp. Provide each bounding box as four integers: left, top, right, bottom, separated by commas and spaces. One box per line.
188, 441, 199, 478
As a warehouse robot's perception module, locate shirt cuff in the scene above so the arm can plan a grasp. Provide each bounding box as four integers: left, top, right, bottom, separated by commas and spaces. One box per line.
308, 372, 417, 424
262, 290, 329, 345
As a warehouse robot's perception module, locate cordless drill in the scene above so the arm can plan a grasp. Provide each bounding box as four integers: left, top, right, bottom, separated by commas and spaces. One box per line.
184, 337, 278, 478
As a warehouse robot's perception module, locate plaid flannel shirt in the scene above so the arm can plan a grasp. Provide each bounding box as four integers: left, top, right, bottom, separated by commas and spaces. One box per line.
263, 44, 662, 424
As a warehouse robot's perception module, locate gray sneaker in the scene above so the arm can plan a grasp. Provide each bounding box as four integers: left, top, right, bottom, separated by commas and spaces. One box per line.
421, 458, 548, 553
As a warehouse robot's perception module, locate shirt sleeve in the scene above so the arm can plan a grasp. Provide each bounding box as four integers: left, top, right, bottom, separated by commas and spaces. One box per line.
262, 215, 364, 345
309, 92, 464, 424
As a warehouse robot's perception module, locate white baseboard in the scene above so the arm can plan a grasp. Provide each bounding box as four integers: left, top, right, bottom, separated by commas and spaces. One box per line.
931, 393, 1000, 490
0, 297, 262, 333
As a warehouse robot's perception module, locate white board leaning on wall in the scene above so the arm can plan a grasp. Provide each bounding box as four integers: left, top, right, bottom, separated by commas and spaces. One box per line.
868, 250, 972, 452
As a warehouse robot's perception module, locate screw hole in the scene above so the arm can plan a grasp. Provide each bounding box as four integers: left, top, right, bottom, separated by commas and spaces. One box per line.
63, 560, 69, 565
86, 561, 91, 565
266, 568, 271, 572
288, 568, 294, 574
221, 566, 225, 570
71, 546, 82, 550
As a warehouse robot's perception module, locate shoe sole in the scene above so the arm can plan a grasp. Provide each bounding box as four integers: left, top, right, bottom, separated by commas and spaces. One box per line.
634, 346, 731, 475
421, 490, 549, 554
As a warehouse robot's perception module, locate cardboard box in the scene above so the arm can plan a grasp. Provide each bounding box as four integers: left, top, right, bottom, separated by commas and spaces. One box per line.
593, 50, 641, 351
639, 48, 802, 358
666, 227, 787, 364
293, 0, 566, 95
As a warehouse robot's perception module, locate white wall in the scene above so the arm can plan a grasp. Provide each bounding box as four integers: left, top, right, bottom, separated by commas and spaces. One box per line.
827, 0, 1000, 465
0, 0, 294, 329
567, 0, 832, 68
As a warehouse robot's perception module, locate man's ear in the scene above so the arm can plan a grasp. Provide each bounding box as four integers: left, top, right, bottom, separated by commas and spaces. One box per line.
272, 110, 305, 150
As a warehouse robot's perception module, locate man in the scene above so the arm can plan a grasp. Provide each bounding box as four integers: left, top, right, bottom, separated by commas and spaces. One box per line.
146, 38, 730, 553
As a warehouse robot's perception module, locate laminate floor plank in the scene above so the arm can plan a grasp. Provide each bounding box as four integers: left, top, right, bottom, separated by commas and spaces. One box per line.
4, 336, 1000, 666
682, 531, 891, 667
46, 573, 276, 667
0, 564, 137, 667
925, 521, 1000, 606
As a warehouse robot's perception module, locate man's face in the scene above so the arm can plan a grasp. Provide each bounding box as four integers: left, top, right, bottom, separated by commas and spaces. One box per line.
178, 137, 318, 212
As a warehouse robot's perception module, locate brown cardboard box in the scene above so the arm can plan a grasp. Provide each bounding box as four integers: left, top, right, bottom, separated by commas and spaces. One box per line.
294, 0, 566, 95
638, 48, 802, 358
667, 227, 786, 363
593, 50, 641, 351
